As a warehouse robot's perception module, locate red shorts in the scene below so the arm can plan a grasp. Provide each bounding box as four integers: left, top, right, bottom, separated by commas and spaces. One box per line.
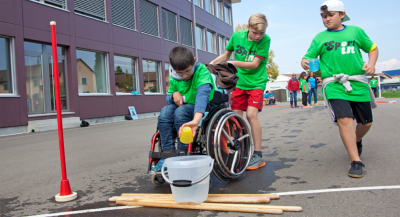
230, 88, 264, 111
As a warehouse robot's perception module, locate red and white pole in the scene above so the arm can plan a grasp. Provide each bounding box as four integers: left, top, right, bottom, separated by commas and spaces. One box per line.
51, 21, 77, 202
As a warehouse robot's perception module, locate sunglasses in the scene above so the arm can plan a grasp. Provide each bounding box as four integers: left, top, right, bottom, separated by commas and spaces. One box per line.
175, 63, 195, 77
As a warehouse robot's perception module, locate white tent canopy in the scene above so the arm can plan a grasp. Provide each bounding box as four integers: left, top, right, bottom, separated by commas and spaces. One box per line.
265, 75, 291, 101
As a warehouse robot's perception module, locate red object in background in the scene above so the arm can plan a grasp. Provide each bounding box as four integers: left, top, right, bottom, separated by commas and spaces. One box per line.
51, 22, 73, 197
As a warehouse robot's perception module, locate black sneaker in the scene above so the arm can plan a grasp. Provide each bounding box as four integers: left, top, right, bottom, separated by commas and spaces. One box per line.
348, 161, 365, 178
357, 140, 362, 156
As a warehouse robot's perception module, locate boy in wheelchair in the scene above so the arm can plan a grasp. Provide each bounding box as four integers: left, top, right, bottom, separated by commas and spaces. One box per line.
151, 46, 216, 173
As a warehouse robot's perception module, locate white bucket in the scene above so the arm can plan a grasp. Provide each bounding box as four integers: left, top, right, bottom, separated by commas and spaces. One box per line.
161, 155, 214, 204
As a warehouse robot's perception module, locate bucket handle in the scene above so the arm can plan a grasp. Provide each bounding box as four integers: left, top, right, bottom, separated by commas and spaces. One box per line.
161, 159, 214, 187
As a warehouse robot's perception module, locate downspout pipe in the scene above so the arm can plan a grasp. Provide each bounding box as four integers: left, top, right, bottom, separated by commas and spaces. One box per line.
192, 1, 198, 60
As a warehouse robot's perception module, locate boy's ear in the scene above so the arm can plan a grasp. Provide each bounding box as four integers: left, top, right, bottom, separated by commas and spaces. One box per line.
194, 57, 197, 63
340, 11, 346, 20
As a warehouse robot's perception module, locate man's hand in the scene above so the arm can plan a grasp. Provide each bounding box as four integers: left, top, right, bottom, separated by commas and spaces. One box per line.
363, 63, 376, 75
301, 59, 310, 70
173, 92, 183, 106
179, 120, 200, 138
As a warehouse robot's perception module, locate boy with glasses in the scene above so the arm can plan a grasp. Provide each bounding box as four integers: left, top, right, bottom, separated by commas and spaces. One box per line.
152, 46, 215, 173
210, 13, 271, 170
301, 0, 378, 178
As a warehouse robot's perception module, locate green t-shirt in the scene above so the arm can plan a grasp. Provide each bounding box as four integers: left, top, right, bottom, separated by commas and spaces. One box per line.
303, 25, 375, 102
167, 64, 215, 105
300, 79, 308, 92
370, 79, 378, 88
226, 30, 271, 90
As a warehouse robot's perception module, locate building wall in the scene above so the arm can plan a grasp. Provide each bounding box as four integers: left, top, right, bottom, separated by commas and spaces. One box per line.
0, 0, 235, 128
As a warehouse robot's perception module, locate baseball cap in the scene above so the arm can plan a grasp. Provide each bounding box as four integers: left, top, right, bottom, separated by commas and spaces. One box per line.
321, 0, 350, 22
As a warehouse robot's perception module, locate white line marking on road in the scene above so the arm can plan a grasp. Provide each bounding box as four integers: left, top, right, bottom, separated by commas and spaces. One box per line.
26, 205, 140, 217
25, 185, 400, 216
275, 185, 400, 196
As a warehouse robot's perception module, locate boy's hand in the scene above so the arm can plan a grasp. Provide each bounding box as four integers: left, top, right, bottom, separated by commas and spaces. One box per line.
179, 120, 199, 138
301, 59, 310, 70
363, 63, 376, 75
173, 92, 183, 106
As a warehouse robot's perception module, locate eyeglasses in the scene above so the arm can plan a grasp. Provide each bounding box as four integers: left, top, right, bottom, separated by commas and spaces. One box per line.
175, 64, 195, 77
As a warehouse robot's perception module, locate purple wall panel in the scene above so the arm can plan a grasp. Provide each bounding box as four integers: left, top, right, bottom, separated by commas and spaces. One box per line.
0, 0, 15, 23
24, 26, 70, 46
0, 22, 15, 36
142, 95, 166, 113
22, 1, 70, 35
162, 40, 180, 57
198, 50, 217, 64
113, 45, 140, 58
78, 97, 114, 119
0, 98, 21, 128
140, 34, 163, 54
75, 37, 109, 52
112, 26, 140, 50
115, 95, 145, 115
14, 25, 28, 126
74, 16, 109, 43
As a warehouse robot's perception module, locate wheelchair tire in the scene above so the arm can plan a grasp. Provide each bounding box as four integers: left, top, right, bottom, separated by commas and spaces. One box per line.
205, 109, 252, 182
151, 174, 165, 186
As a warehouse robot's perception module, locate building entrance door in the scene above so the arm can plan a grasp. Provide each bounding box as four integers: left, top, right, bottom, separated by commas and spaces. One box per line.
24, 41, 69, 115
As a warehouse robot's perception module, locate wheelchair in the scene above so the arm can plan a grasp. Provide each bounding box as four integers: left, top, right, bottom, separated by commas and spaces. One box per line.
147, 88, 253, 186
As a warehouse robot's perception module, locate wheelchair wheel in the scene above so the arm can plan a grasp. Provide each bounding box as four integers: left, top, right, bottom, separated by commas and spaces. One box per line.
206, 109, 253, 182
151, 174, 165, 186
150, 133, 162, 172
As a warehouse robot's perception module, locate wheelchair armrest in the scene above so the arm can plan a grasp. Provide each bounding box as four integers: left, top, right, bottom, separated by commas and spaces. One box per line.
210, 91, 229, 105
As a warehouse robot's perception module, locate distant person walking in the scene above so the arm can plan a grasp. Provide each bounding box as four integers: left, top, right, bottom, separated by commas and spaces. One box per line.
287, 73, 300, 108
306, 71, 320, 105
299, 71, 308, 106
369, 75, 378, 97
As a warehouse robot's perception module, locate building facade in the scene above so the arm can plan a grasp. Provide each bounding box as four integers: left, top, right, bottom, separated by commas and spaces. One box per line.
0, 0, 239, 135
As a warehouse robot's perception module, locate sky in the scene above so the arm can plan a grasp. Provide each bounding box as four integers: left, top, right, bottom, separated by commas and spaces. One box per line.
232, 0, 400, 74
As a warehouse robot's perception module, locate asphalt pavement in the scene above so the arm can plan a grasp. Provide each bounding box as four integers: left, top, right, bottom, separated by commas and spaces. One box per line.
0, 101, 399, 217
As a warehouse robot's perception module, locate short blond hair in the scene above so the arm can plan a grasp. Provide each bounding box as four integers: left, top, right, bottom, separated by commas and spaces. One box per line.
248, 13, 268, 31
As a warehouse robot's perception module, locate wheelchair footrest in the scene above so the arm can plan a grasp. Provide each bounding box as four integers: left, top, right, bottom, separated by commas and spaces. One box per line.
149, 151, 188, 159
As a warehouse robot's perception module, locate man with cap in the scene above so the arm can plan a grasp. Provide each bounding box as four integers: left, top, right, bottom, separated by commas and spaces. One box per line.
301, 0, 379, 178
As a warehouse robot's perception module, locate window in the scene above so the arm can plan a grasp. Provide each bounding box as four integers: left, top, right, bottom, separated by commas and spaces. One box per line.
224, 4, 232, 25
33, 0, 67, 9
218, 35, 225, 55
0, 36, 15, 95
114, 55, 138, 94
142, 60, 161, 94
76, 49, 108, 94
207, 30, 216, 54
140, 0, 159, 37
204, 0, 214, 15
194, 0, 203, 9
180, 17, 193, 47
25, 41, 68, 113
162, 9, 178, 42
215, 0, 223, 20
74, 0, 106, 21
111, 0, 136, 30
195, 25, 205, 50
165, 63, 172, 92
82, 78, 87, 85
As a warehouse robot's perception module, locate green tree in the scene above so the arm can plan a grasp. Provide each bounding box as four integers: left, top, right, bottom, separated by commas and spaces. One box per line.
115, 66, 123, 75
266, 50, 279, 81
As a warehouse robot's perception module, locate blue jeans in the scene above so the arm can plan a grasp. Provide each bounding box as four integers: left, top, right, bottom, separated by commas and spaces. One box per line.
290, 90, 297, 107
308, 87, 318, 104
157, 104, 195, 151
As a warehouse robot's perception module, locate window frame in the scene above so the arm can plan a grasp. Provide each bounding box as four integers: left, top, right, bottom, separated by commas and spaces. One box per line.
215, 0, 224, 20
195, 24, 206, 51
180, 16, 194, 47
224, 4, 232, 25
29, 0, 69, 11
114, 54, 140, 95
204, 0, 214, 15
162, 8, 178, 43
0, 36, 17, 97
206, 30, 216, 54
139, 0, 160, 38
76, 48, 111, 96
195, 0, 204, 9
111, 0, 137, 31
74, 0, 108, 22
142, 59, 162, 95
218, 34, 225, 55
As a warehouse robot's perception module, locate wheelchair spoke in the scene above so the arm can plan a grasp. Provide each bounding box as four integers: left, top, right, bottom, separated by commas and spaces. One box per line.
230, 151, 239, 173
222, 128, 235, 146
